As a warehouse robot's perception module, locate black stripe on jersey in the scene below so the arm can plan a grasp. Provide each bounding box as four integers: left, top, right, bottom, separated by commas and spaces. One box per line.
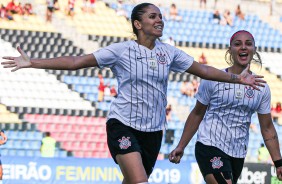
134, 46, 139, 129
238, 89, 255, 156
153, 48, 164, 130
135, 44, 145, 131
129, 46, 133, 127
213, 82, 226, 145
225, 83, 236, 154
209, 81, 220, 145
222, 82, 233, 153
145, 51, 149, 131
231, 84, 243, 156
150, 51, 156, 130
162, 47, 171, 127
141, 49, 144, 130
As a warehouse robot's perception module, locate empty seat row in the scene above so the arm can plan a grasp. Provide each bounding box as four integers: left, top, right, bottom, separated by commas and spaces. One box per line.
1, 149, 67, 158
24, 114, 106, 125
37, 123, 105, 134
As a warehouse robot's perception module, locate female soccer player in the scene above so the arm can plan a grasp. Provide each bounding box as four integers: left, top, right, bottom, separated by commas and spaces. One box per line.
169, 30, 282, 183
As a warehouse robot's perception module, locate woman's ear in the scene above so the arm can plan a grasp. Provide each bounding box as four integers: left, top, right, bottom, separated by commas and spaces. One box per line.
227, 47, 231, 54
134, 20, 142, 30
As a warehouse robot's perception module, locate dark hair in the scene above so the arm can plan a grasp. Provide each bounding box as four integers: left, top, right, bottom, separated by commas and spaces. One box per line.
225, 30, 262, 68
131, 3, 154, 37
45, 132, 51, 136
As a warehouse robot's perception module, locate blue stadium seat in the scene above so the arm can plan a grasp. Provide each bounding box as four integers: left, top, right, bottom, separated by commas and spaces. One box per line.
26, 150, 35, 157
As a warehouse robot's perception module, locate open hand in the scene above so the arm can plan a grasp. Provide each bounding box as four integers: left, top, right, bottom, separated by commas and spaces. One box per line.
168, 147, 184, 164
239, 64, 266, 90
1, 46, 31, 72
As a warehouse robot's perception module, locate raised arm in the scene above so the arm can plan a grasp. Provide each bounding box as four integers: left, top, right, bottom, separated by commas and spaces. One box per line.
186, 61, 265, 90
1, 46, 98, 71
169, 101, 207, 164
258, 113, 282, 180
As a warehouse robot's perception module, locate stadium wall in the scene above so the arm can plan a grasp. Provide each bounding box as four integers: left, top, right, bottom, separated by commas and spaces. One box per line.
2, 156, 281, 184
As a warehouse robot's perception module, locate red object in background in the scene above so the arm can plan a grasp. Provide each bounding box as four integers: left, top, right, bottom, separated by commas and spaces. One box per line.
276, 102, 281, 113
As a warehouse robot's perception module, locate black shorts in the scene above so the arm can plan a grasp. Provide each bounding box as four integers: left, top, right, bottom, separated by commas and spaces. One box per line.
195, 141, 244, 183
47, 7, 54, 12
106, 118, 163, 176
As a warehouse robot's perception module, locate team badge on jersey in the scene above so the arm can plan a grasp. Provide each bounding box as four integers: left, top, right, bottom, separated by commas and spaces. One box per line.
156, 53, 167, 64
235, 88, 243, 99
118, 136, 131, 149
210, 157, 223, 169
148, 58, 157, 70
245, 86, 255, 98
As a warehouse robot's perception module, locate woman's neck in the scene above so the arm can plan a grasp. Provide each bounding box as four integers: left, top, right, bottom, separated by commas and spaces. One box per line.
136, 37, 156, 50
227, 65, 251, 74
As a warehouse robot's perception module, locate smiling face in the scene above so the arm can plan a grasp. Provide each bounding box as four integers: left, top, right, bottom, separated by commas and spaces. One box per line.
133, 5, 164, 39
229, 32, 256, 67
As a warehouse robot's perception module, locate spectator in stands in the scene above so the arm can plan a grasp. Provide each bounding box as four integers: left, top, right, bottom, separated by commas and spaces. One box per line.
1, 3, 265, 183
97, 73, 105, 102
222, 9, 233, 26
276, 102, 281, 113
66, 0, 75, 18
6, 0, 16, 14
180, 81, 189, 97
23, 3, 34, 16
212, 9, 221, 24
258, 143, 271, 163
169, 30, 282, 183
235, 5, 245, 21
89, 0, 96, 13
104, 83, 112, 102
198, 52, 207, 64
0, 5, 13, 21
40, 132, 56, 157
191, 79, 199, 94
0, 130, 7, 183
110, 85, 117, 98
0, 4, 6, 19
199, 0, 206, 9
46, 0, 55, 22
14, 2, 24, 16
167, 3, 182, 21
166, 104, 172, 121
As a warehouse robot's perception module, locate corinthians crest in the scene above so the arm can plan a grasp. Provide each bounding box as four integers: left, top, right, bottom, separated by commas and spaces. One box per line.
156, 53, 167, 64
118, 136, 131, 149
210, 157, 223, 169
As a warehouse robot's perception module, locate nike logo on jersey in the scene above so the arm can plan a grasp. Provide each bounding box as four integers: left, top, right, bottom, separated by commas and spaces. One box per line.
224, 87, 232, 90
137, 56, 144, 60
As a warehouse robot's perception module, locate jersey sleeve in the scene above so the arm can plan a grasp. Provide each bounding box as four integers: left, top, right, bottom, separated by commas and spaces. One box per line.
195, 79, 213, 105
257, 84, 271, 114
93, 42, 125, 69
170, 47, 194, 73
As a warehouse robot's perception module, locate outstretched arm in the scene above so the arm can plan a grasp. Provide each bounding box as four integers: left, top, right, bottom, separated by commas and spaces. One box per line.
169, 101, 207, 164
258, 113, 282, 180
1, 46, 98, 71
186, 61, 265, 90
